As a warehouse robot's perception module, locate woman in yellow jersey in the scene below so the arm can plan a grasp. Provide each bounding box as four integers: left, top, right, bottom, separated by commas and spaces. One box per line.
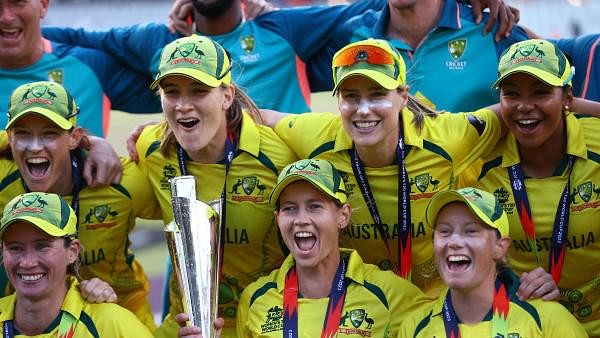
472, 39, 600, 337
135, 35, 298, 337
261, 38, 588, 299
0, 192, 153, 337
178, 159, 430, 338
0, 81, 160, 330
398, 187, 587, 338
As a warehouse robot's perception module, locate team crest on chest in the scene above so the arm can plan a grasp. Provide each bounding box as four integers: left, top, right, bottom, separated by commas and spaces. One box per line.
241, 35, 255, 53
229, 175, 266, 202
339, 308, 374, 336
446, 38, 468, 70
47, 69, 64, 84
83, 204, 118, 229
409, 173, 439, 200
570, 181, 600, 212
239, 35, 260, 63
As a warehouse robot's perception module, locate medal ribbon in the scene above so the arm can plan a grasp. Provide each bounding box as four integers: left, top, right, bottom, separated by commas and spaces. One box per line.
177, 131, 238, 281
442, 277, 509, 338
508, 156, 573, 284
349, 127, 412, 278
283, 257, 347, 338
3, 310, 78, 338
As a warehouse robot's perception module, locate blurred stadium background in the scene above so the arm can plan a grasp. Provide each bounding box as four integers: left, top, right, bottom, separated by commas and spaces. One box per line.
40, 0, 599, 321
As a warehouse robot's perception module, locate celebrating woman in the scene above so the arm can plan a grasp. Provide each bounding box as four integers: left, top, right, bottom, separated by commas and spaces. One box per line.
0, 81, 160, 330
134, 35, 298, 337
0, 192, 153, 337
473, 38, 600, 337
398, 187, 586, 337
178, 159, 430, 337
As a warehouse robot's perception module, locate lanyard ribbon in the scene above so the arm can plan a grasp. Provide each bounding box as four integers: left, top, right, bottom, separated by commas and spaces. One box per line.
349, 127, 412, 278
283, 257, 347, 338
508, 156, 574, 284
176, 131, 238, 280
3, 310, 78, 338
442, 277, 510, 338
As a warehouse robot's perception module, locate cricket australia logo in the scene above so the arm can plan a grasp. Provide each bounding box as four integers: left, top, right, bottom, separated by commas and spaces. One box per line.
11, 194, 47, 214
47, 69, 64, 84
229, 176, 266, 202
160, 164, 178, 190
83, 204, 118, 229
570, 181, 600, 212
339, 309, 374, 336
260, 306, 283, 333
409, 173, 439, 200
19, 85, 57, 106
241, 35, 255, 53
446, 38, 468, 70
167, 42, 205, 63
239, 35, 260, 63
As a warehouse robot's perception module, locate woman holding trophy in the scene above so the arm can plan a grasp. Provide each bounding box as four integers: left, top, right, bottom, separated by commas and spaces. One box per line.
135, 35, 298, 337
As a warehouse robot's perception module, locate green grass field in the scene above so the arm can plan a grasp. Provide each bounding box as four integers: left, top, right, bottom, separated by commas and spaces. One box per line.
108, 91, 338, 315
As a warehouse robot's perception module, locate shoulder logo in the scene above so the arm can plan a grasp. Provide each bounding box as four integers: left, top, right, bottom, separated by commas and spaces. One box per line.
241, 35, 255, 54
160, 164, 178, 190
448, 39, 467, 61
47, 69, 64, 84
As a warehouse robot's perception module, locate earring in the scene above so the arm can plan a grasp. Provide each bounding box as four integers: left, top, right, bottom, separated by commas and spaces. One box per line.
564, 105, 570, 111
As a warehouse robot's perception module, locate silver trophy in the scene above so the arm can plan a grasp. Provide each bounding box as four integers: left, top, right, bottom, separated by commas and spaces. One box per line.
166, 175, 221, 337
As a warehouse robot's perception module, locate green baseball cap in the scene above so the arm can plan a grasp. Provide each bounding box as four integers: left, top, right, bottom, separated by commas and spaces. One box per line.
0, 192, 77, 239
332, 38, 406, 93
269, 159, 348, 206
493, 39, 573, 89
151, 35, 232, 90
6, 81, 79, 130
425, 187, 509, 237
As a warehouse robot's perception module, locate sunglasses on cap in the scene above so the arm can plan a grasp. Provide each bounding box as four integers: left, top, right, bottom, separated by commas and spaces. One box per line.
333, 45, 396, 68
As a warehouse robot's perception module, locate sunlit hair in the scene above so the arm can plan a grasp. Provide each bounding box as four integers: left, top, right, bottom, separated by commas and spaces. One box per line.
403, 89, 439, 133
160, 83, 263, 156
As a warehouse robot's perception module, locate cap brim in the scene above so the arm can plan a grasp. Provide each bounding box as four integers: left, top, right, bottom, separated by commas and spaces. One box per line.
269, 174, 344, 206
150, 69, 221, 90
333, 70, 399, 94
425, 191, 495, 231
6, 108, 73, 130
0, 217, 70, 239
492, 65, 567, 89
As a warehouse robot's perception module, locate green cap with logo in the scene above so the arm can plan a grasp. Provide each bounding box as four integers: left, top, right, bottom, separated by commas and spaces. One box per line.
332, 38, 406, 93
493, 38, 573, 89
269, 159, 348, 205
6, 81, 79, 130
0, 192, 77, 239
151, 35, 232, 90
425, 187, 509, 237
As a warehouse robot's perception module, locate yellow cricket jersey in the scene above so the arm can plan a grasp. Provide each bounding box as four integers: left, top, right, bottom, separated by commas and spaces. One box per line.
237, 249, 431, 338
472, 113, 600, 337
398, 270, 587, 338
274, 110, 501, 296
0, 157, 161, 330
0, 276, 153, 337
135, 112, 298, 337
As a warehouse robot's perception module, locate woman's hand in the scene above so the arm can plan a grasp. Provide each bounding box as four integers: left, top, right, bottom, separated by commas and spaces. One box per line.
175, 313, 224, 338
518, 267, 560, 301
79, 278, 118, 303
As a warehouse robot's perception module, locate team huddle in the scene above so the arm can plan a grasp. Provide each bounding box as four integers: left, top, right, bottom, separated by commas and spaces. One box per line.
1, 0, 600, 337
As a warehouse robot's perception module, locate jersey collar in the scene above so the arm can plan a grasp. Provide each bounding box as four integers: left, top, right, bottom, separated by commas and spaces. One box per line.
501, 112, 588, 167
276, 249, 365, 293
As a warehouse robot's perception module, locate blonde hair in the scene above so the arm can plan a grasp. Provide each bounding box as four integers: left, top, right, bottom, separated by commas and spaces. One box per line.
160, 83, 263, 156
